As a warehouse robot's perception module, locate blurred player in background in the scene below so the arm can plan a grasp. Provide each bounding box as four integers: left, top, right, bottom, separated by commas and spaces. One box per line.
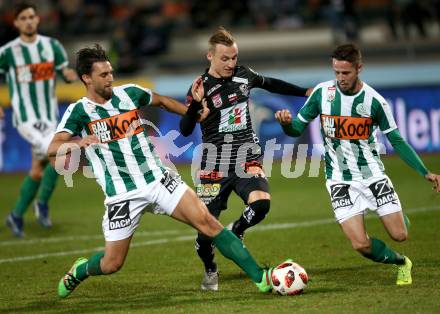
0, 2, 77, 237
180, 27, 311, 291
50, 44, 275, 298
275, 43, 440, 285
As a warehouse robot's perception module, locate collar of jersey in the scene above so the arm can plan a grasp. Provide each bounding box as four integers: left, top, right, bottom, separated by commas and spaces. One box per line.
18, 34, 40, 47
335, 80, 365, 97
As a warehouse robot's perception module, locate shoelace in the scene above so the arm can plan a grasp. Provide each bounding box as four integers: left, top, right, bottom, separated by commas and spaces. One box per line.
64, 272, 81, 290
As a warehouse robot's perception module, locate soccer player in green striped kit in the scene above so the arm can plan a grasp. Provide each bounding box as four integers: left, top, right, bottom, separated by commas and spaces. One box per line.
275, 44, 440, 285
0, 3, 77, 237
49, 44, 276, 297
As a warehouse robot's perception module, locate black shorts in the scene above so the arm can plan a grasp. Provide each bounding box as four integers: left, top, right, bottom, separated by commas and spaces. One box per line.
195, 162, 269, 218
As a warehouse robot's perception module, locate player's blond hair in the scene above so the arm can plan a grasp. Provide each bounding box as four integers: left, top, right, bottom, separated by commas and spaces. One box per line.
208, 27, 235, 52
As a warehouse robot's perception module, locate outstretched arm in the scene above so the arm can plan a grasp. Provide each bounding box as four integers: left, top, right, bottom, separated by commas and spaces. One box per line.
151, 92, 188, 115
151, 76, 205, 117
255, 76, 310, 97
386, 129, 440, 192
48, 132, 100, 158
275, 109, 307, 137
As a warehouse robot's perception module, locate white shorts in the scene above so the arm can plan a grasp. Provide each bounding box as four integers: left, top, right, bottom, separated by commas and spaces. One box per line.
102, 171, 188, 241
16, 120, 56, 160
325, 175, 402, 223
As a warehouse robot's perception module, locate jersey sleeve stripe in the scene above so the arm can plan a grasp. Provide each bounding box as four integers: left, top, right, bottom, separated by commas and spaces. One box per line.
298, 113, 309, 123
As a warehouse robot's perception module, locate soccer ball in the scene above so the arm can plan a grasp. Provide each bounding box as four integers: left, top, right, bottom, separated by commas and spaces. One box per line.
271, 260, 308, 296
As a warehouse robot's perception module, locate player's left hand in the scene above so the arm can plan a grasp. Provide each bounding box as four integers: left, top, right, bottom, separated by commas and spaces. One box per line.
191, 76, 204, 102
197, 99, 210, 122
62, 68, 78, 83
425, 173, 440, 192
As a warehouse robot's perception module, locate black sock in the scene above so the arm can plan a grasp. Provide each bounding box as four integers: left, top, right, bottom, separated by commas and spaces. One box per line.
195, 235, 217, 273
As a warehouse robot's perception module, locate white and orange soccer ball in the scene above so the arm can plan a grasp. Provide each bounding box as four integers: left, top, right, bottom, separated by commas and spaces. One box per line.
271, 260, 308, 296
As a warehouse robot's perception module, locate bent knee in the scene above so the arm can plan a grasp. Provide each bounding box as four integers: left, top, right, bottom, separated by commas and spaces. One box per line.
391, 230, 408, 242
29, 170, 43, 181
102, 258, 125, 274
351, 240, 371, 254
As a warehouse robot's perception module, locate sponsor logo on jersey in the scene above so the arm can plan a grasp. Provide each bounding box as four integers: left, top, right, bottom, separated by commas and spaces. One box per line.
87, 109, 143, 143
196, 183, 221, 197
239, 83, 249, 96
232, 76, 248, 84
219, 102, 247, 132
16, 61, 55, 83
369, 178, 398, 207
108, 201, 131, 230
207, 83, 222, 96
327, 86, 336, 101
228, 93, 238, 103
160, 171, 181, 194
212, 93, 223, 108
321, 114, 373, 140
197, 170, 224, 180
330, 184, 353, 209
33, 121, 49, 133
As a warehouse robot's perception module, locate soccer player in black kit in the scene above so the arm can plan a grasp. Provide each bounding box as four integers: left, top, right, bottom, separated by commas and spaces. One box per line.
180, 27, 311, 291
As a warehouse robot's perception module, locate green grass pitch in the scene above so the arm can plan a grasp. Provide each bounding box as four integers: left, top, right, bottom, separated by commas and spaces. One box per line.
1, 155, 439, 313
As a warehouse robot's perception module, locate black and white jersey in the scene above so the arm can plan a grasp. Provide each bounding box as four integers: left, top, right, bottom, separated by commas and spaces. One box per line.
187, 65, 263, 173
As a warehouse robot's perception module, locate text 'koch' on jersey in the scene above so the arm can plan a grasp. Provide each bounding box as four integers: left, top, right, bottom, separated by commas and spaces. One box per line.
87, 109, 143, 143
16, 61, 55, 83
321, 114, 373, 140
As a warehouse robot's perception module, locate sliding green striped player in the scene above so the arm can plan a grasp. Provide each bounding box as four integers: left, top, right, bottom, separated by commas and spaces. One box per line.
49, 44, 276, 298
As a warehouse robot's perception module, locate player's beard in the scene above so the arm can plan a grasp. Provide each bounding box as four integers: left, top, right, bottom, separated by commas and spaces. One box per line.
22, 29, 37, 38
338, 79, 358, 95
97, 86, 113, 100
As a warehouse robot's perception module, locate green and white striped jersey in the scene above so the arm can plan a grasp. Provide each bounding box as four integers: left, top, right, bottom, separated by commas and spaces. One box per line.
297, 80, 397, 181
0, 35, 68, 126
56, 84, 165, 201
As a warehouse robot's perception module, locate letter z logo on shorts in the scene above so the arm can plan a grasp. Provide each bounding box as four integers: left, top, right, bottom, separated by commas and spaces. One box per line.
369, 179, 398, 207
330, 184, 353, 210
108, 201, 131, 230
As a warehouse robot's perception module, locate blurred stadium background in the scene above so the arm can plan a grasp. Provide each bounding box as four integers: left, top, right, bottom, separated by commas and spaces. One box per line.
1, 0, 439, 172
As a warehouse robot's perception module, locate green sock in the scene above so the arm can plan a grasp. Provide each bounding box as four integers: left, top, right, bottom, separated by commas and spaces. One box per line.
213, 228, 264, 283
12, 176, 40, 217
37, 164, 59, 204
76, 252, 104, 281
364, 238, 405, 265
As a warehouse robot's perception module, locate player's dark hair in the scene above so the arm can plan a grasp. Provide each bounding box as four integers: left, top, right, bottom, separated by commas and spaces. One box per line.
209, 26, 235, 52
331, 44, 362, 66
76, 44, 109, 84
14, 2, 37, 18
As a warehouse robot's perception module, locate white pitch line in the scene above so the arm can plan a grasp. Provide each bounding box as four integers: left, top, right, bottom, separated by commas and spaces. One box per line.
0, 229, 183, 246
0, 206, 438, 264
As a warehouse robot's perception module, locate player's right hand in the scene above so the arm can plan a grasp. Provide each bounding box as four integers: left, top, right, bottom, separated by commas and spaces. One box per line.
275, 109, 292, 125
0, 106, 4, 119
191, 76, 204, 102
78, 135, 100, 148
197, 99, 210, 122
